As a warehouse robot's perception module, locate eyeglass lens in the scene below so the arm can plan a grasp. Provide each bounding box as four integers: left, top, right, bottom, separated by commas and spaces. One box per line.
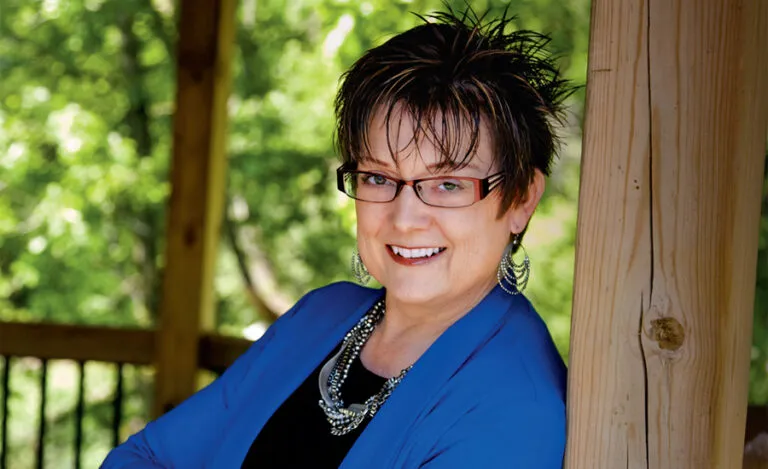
343, 172, 479, 207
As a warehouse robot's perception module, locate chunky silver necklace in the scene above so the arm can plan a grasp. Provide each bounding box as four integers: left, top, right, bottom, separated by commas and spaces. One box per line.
318, 299, 412, 436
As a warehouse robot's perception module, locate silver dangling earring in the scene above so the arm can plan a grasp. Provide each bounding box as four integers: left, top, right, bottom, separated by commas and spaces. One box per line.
351, 249, 371, 285
497, 235, 530, 295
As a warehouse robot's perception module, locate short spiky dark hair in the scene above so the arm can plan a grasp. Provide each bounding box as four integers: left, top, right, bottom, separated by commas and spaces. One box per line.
334, 8, 573, 214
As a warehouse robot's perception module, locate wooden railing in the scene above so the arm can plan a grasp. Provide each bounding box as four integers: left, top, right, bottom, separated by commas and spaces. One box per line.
0, 356, 125, 469
0, 322, 250, 374
0, 321, 251, 468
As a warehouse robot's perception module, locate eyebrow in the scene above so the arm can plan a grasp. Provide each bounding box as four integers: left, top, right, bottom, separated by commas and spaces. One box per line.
362, 157, 482, 172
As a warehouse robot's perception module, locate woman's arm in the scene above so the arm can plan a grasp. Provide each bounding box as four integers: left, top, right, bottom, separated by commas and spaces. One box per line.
100, 293, 312, 468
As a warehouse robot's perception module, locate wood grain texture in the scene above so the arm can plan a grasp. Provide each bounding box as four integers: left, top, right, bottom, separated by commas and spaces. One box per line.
565, 0, 768, 467
153, 0, 237, 418
0, 321, 252, 373
0, 322, 154, 364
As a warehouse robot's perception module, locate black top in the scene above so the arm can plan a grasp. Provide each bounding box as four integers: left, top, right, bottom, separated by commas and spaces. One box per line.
241, 346, 387, 468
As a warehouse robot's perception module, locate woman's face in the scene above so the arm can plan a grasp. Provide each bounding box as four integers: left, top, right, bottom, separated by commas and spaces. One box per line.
355, 111, 543, 310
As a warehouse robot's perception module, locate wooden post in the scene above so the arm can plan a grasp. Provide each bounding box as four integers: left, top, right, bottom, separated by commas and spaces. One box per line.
153, 0, 237, 418
565, 0, 768, 468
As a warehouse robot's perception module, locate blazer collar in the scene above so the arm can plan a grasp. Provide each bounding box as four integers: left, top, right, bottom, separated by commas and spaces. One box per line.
211, 284, 382, 466
341, 285, 521, 468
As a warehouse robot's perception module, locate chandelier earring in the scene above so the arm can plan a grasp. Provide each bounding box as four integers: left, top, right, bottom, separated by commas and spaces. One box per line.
351, 249, 371, 285
497, 234, 530, 295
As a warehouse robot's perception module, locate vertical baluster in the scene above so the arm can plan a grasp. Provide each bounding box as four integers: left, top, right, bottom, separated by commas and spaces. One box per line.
1, 356, 11, 469
112, 363, 124, 449
73, 361, 85, 469
36, 359, 48, 469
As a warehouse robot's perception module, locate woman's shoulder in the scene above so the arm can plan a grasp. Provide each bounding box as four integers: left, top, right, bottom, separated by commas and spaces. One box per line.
398, 299, 567, 468
502, 300, 566, 395
268, 281, 382, 337
304, 281, 381, 301
452, 296, 567, 403
289, 281, 381, 318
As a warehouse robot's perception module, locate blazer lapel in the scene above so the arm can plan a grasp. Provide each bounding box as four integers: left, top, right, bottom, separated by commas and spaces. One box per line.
340, 286, 522, 468
208, 285, 383, 467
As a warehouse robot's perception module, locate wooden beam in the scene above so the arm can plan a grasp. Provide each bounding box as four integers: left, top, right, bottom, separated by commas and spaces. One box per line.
565, 0, 768, 468
198, 333, 251, 375
153, 0, 237, 417
0, 322, 252, 373
0, 322, 154, 364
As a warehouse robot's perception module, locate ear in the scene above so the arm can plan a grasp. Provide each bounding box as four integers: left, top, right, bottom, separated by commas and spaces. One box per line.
506, 169, 546, 234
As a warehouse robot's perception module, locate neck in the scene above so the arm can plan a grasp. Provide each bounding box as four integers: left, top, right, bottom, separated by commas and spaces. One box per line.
383, 274, 497, 334
360, 277, 497, 377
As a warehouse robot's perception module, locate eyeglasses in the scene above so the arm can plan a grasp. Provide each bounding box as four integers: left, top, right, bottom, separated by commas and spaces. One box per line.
336, 166, 505, 208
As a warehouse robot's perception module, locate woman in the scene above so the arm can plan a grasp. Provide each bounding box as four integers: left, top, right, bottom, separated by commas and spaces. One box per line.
103, 9, 572, 469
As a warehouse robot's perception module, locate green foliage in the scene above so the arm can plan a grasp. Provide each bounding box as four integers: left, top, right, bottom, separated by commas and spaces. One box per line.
0, 0, 171, 327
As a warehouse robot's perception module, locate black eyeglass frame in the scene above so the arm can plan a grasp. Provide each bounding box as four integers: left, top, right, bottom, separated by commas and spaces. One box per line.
336, 166, 506, 208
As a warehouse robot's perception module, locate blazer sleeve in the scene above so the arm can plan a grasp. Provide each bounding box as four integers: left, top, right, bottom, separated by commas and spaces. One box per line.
100, 291, 314, 469
418, 398, 566, 469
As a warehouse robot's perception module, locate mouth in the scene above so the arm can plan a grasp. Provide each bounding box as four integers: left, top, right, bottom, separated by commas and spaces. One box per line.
387, 245, 447, 265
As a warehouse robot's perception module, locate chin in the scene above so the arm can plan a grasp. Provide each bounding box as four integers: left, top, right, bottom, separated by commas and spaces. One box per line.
382, 279, 445, 305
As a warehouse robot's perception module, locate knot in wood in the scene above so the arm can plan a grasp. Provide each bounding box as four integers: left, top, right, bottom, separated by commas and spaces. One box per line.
650, 317, 685, 351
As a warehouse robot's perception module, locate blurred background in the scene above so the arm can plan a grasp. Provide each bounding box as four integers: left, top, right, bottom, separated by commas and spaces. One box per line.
0, 0, 765, 467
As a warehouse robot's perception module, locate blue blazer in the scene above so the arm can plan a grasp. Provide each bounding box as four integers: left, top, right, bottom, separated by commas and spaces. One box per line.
102, 282, 567, 468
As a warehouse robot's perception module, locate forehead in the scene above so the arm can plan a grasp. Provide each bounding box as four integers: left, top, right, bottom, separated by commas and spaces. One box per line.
359, 104, 496, 172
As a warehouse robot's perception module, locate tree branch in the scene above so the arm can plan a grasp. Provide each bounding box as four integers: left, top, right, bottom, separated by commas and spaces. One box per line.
224, 197, 292, 323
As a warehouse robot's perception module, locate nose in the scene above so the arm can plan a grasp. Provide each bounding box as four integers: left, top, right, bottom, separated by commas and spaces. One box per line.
390, 184, 430, 232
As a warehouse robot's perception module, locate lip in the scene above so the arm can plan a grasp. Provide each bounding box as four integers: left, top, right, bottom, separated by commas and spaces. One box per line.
386, 245, 446, 266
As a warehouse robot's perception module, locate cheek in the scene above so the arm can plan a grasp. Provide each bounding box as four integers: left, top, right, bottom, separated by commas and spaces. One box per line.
355, 204, 382, 235
449, 216, 510, 259
447, 207, 505, 241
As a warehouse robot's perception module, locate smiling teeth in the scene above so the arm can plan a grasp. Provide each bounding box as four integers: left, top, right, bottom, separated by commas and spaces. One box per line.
391, 246, 443, 258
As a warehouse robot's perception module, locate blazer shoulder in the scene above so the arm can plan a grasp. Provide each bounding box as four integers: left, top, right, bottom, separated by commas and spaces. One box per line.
283, 281, 382, 324
468, 298, 567, 402
309, 281, 381, 299
303, 281, 381, 308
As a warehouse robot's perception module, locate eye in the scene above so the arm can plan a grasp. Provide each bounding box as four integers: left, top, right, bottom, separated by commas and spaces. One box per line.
367, 174, 387, 185
361, 173, 393, 186
437, 179, 464, 192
